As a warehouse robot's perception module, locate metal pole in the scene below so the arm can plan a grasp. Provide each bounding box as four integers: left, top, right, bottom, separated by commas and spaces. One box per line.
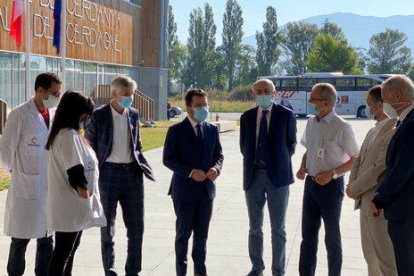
60, 0, 66, 88
25, 0, 31, 101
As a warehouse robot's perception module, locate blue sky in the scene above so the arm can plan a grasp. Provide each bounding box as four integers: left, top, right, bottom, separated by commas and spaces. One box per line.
171, 0, 414, 44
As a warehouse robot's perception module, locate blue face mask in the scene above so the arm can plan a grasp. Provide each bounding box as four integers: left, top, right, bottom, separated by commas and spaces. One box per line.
308, 103, 318, 116
193, 106, 209, 122
256, 95, 273, 109
118, 95, 133, 109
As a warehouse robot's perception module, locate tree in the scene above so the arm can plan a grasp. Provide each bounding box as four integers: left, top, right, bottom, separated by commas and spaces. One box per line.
306, 34, 362, 74
168, 5, 185, 94
183, 4, 217, 88
321, 20, 346, 42
367, 29, 412, 74
235, 44, 256, 86
280, 22, 319, 75
408, 64, 414, 81
255, 6, 280, 76
222, 0, 243, 91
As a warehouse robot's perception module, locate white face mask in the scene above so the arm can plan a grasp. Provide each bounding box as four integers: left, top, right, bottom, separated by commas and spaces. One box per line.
42, 92, 60, 108
382, 103, 398, 118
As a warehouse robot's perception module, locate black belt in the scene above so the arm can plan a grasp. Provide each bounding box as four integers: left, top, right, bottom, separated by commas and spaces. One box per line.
103, 162, 135, 169
308, 175, 343, 183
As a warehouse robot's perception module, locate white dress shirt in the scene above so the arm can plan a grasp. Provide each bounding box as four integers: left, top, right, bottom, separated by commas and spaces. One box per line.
105, 105, 133, 163
301, 110, 360, 176
188, 115, 204, 137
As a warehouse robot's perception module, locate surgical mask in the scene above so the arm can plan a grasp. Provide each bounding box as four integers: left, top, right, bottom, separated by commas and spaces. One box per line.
256, 95, 273, 109
193, 106, 208, 122
308, 103, 318, 116
382, 103, 398, 118
43, 94, 60, 108
118, 95, 133, 109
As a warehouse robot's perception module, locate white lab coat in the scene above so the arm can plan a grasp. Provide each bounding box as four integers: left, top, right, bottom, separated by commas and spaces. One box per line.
0, 99, 55, 239
47, 128, 106, 232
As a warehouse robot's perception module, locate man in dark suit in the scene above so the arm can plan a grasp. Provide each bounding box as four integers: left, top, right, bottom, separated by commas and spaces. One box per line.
86, 75, 155, 276
371, 75, 414, 275
240, 79, 297, 276
163, 89, 224, 276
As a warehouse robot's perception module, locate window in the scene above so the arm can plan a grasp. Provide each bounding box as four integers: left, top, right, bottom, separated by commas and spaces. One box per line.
281, 78, 297, 91
356, 78, 372, 91
299, 78, 317, 91
84, 63, 97, 96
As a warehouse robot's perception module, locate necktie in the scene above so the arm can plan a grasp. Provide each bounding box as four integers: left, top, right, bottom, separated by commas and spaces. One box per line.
255, 110, 269, 167
196, 123, 203, 142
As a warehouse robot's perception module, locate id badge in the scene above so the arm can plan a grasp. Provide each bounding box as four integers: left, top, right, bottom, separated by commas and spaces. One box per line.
317, 147, 325, 160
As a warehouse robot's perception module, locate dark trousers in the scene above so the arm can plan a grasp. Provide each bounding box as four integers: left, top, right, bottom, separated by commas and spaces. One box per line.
7, 236, 53, 276
299, 176, 344, 276
47, 231, 82, 276
173, 196, 213, 276
99, 162, 144, 276
387, 220, 414, 275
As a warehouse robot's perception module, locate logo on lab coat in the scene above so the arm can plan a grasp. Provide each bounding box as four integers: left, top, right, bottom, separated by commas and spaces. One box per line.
28, 137, 40, 147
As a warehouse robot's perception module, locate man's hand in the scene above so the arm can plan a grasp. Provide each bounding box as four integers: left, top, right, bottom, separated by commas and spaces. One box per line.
77, 187, 90, 199
370, 192, 381, 216
296, 167, 306, 180
191, 169, 207, 182
206, 168, 219, 181
314, 170, 333, 185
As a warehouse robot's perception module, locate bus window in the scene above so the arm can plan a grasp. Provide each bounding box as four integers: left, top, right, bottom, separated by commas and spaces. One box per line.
299, 78, 316, 91
317, 78, 336, 85
336, 78, 351, 91
272, 79, 281, 90
356, 78, 373, 91
281, 78, 298, 91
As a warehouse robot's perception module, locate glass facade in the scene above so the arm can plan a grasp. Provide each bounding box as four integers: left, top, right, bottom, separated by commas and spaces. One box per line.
0, 51, 139, 110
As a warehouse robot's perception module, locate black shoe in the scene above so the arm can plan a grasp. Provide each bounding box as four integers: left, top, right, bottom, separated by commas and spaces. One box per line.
246, 270, 263, 276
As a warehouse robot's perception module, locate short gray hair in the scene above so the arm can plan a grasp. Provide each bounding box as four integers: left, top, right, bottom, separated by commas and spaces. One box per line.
381, 75, 414, 100
111, 74, 137, 92
253, 78, 275, 92
313, 83, 337, 105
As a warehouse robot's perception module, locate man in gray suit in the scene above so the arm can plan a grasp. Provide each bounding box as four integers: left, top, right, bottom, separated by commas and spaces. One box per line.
346, 85, 397, 276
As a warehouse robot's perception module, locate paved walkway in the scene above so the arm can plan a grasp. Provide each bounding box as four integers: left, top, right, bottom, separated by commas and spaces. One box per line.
0, 118, 374, 275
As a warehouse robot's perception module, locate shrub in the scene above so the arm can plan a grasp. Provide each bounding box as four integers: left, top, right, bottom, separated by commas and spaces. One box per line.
228, 84, 254, 101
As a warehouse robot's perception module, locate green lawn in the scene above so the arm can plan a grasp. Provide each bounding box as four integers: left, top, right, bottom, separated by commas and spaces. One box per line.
141, 120, 176, 151
0, 120, 176, 191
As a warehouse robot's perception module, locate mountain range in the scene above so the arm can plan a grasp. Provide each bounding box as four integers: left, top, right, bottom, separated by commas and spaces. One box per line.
242, 12, 414, 53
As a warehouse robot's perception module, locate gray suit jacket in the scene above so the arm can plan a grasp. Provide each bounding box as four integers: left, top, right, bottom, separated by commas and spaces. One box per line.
348, 118, 397, 213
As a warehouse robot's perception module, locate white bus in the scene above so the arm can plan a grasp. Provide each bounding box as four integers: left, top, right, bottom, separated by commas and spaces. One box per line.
259, 72, 394, 117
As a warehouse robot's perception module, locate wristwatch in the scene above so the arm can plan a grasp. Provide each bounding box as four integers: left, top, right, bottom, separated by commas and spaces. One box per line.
332, 169, 338, 180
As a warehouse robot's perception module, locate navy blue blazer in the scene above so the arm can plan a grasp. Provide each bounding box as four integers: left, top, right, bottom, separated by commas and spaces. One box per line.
240, 103, 297, 190
86, 103, 155, 181
163, 117, 224, 201
374, 108, 414, 221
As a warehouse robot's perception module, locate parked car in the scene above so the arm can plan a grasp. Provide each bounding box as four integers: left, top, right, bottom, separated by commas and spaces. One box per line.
168, 105, 182, 118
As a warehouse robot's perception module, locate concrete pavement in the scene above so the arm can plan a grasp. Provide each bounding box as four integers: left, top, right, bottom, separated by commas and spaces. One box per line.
0, 118, 375, 275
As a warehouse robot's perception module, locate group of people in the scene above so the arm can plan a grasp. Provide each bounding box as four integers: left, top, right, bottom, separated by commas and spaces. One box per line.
0, 73, 154, 276
0, 72, 413, 276
238, 76, 414, 276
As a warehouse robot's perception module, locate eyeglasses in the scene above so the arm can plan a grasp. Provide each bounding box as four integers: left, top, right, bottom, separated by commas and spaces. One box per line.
43, 88, 61, 97
308, 98, 327, 103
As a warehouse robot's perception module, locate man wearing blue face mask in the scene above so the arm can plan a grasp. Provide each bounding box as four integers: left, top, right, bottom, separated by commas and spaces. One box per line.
240, 79, 297, 276
346, 85, 397, 276
86, 74, 155, 276
297, 83, 359, 276
163, 89, 224, 276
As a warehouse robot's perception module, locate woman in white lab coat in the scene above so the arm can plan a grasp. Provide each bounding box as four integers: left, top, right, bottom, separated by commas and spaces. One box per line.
0, 72, 62, 275
45, 91, 106, 276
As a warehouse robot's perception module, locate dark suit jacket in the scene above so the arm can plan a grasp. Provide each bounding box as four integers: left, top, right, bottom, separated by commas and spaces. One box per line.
163, 117, 224, 201
240, 103, 297, 190
374, 108, 414, 221
86, 103, 154, 181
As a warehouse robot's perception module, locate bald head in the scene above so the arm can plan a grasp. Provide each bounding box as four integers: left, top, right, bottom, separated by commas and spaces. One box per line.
253, 79, 276, 97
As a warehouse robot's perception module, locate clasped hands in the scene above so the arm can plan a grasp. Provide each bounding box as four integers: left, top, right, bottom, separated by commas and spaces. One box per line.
191, 168, 219, 182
